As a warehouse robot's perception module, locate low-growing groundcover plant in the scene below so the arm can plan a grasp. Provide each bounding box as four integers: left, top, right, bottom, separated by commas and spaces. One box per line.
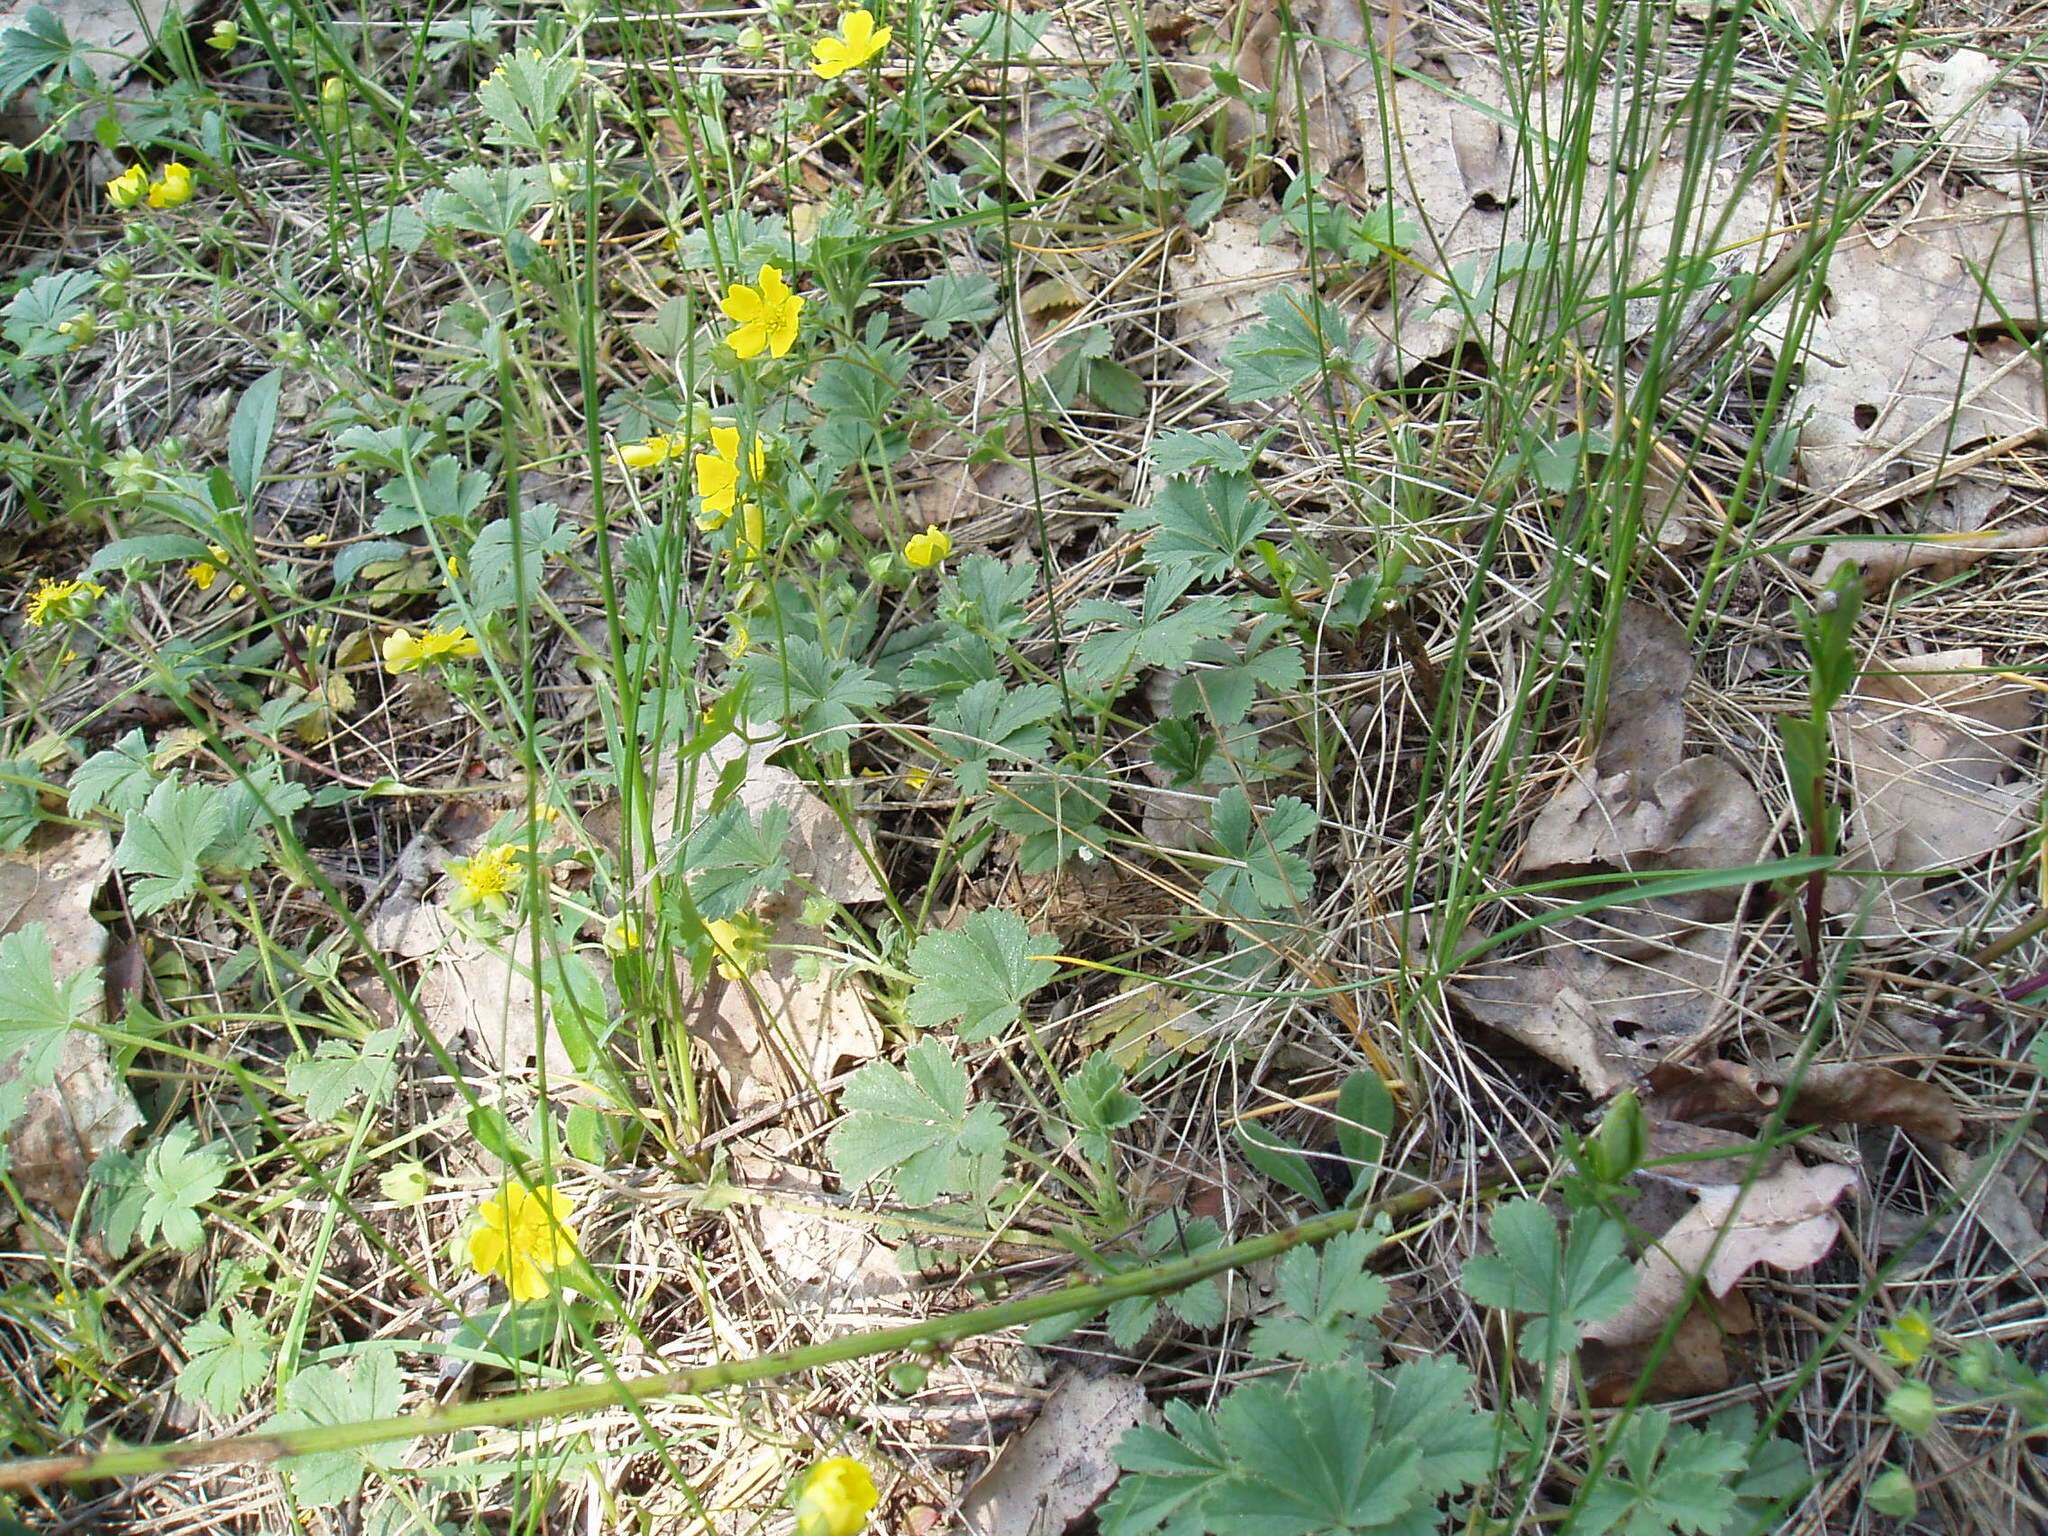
0, 0, 2042, 1529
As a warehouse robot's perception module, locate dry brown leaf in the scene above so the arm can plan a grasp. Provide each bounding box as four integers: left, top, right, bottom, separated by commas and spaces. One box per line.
1897, 50, 2032, 197
1582, 1295, 1749, 1406
1831, 649, 2035, 935
685, 908, 880, 1120
958, 1372, 1156, 1536
370, 893, 582, 1079
1781, 1061, 1962, 1141
1813, 523, 2048, 589
1791, 188, 2047, 495
1520, 604, 1768, 891
736, 1164, 906, 1310
1166, 209, 1303, 380
1937, 1146, 2048, 1283
0, 825, 138, 1216
1584, 1161, 1856, 1350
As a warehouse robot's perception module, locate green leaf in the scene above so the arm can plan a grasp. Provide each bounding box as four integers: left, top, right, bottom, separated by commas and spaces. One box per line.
204, 762, 314, 874
286, 1028, 402, 1124
113, 777, 229, 915
103, 1125, 227, 1255
1150, 715, 1220, 788
1221, 287, 1352, 403
0, 922, 100, 1133
1122, 473, 1274, 580
84, 533, 213, 577
903, 270, 1000, 340
373, 452, 491, 536
1102, 1356, 1488, 1536
0, 6, 95, 105
1059, 1050, 1144, 1164
227, 371, 284, 500
1203, 788, 1316, 916
1576, 1410, 1750, 1536
270, 1349, 405, 1508
175, 1308, 274, 1417
1082, 358, 1148, 417
742, 639, 894, 747
1460, 1198, 1635, 1364
905, 910, 1058, 1043
1070, 570, 1241, 689
1233, 1119, 1326, 1208
1333, 1070, 1394, 1205
826, 1039, 1009, 1207
683, 802, 792, 920
982, 767, 1111, 874
932, 679, 1062, 796
464, 501, 576, 612
2, 269, 99, 360
0, 759, 40, 850
1153, 428, 1253, 478
477, 46, 581, 151
432, 164, 545, 244
1246, 1229, 1389, 1363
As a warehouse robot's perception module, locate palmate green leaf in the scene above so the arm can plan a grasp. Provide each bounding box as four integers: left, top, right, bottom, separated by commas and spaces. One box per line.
1122, 472, 1274, 580
175, 1308, 275, 1417
826, 1039, 1009, 1207
373, 452, 491, 535
1102, 1213, 1228, 1348
1461, 1198, 1635, 1364
1573, 1410, 1751, 1536
270, 1348, 405, 1508
982, 767, 1112, 874
1152, 428, 1254, 478
0, 923, 101, 1132
1221, 287, 1354, 403
683, 801, 792, 920
3, 269, 99, 360
114, 777, 230, 915
1059, 1050, 1144, 1164
931, 679, 1062, 795
1204, 787, 1317, 915
905, 909, 1058, 1042
101, 1124, 228, 1256
1070, 569, 1241, 690
0, 6, 95, 104
432, 164, 545, 243
1247, 1230, 1389, 1363
1103, 1356, 1490, 1536
743, 639, 894, 747
465, 501, 576, 612
477, 46, 581, 151
286, 1028, 402, 1124
903, 270, 1000, 340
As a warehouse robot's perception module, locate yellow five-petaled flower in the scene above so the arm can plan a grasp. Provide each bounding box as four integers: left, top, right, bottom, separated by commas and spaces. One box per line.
186, 543, 231, 591
792, 1457, 879, 1536
467, 1183, 580, 1302
445, 842, 522, 917
904, 525, 951, 569
618, 433, 680, 471
720, 263, 805, 360
694, 426, 766, 523
382, 624, 481, 675
146, 162, 195, 209
24, 576, 106, 627
810, 8, 890, 79
106, 166, 149, 209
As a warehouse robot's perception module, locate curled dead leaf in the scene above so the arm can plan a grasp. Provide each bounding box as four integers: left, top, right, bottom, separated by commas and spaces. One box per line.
1584, 1160, 1855, 1351
959, 1371, 1156, 1536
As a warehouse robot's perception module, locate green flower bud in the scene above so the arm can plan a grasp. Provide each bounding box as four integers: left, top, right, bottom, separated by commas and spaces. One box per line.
1884, 1380, 1936, 1437
1868, 1467, 1917, 1518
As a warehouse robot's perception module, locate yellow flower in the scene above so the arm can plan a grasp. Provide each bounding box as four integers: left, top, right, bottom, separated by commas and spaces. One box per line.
24, 577, 106, 628
792, 1457, 878, 1536
810, 8, 890, 79
904, 525, 951, 570
720, 263, 805, 360
1879, 1309, 1935, 1369
146, 162, 194, 209
694, 426, 765, 520
106, 166, 148, 209
446, 842, 522, 916
618, 434, 678, 471
382, 624, 481, 675
466, 1183, 580, 1301
704, 914, 769, 981
186, 544, 230, 591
